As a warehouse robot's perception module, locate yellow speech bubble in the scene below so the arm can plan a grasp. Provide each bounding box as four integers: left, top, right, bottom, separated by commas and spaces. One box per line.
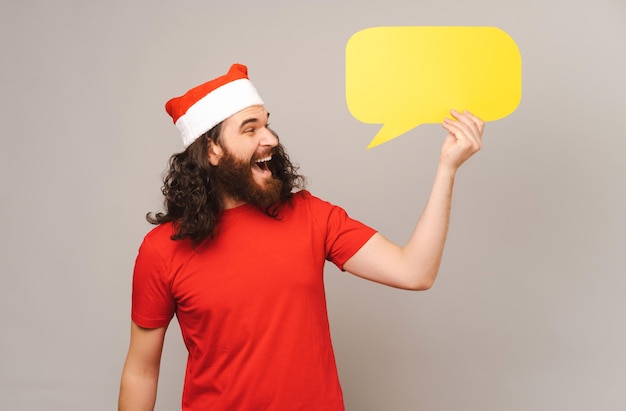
346, 26, 522, 149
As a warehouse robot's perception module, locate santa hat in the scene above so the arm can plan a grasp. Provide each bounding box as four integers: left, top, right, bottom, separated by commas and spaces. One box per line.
165, 63, 264, 147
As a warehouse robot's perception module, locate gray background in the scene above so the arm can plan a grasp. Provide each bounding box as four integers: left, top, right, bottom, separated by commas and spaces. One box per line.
1, 0, 624, 410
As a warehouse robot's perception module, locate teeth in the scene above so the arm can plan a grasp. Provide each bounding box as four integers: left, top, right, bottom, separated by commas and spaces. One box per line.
255, 155, 272, 163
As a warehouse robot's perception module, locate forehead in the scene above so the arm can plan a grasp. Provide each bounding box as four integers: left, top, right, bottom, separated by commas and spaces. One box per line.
224, 105, 268, 128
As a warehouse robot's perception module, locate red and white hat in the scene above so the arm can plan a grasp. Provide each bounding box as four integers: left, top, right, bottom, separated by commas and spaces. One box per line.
165, 63, 264, 147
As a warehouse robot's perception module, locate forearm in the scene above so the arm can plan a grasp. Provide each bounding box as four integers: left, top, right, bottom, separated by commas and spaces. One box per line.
343, 163, 458, 290
343, 110, 482, 290
401, 163, 456, 288
118, 369, 159, 411
399, 109, 483, 288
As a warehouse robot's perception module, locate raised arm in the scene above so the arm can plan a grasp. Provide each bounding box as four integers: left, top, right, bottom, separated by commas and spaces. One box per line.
343, 110, 484, 290
118, 322, 168, 411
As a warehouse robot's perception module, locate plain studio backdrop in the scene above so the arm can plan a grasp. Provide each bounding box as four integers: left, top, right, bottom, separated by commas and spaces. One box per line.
1, 1, 624, 410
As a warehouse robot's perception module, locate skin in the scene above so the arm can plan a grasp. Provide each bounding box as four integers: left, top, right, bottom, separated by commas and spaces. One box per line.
207, 105, 278, 209
344, 109, 484, 290
118, 323, 166, 411
118, 105, 484, 410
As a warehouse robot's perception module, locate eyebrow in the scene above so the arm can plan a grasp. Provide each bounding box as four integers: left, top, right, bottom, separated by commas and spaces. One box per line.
239, 118, 260, 130
238, 112, 271, 131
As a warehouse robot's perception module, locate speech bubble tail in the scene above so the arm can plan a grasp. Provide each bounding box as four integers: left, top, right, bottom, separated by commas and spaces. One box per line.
366, 123, 417, 149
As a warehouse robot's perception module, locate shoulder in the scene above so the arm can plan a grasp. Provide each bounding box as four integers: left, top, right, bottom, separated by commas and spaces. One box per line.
134, 222, 196, 285
289, 189, 313, 202
281, 190, 353, 227
139, 222, 193, 261
142, 222, 176, 250
288, 189, 333, 208
280, 190, 336, 217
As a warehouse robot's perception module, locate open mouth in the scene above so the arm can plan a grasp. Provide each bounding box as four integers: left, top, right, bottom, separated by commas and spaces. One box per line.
253, 155, 272, 174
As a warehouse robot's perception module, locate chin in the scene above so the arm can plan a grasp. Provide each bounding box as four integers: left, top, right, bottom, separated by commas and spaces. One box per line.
253, 175, 272, 187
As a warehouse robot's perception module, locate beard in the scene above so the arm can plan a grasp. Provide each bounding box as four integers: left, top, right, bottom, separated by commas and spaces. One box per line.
211, 148, 283, 210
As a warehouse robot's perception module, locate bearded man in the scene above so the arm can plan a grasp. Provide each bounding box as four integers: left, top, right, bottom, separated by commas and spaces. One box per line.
118, 63, 484, 411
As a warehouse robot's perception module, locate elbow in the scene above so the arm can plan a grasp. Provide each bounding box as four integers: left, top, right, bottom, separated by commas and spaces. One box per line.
404, 269, 438, 291
407, 280, 434, 291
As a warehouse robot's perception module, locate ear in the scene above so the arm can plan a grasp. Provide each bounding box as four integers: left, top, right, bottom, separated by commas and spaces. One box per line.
207, 139, 224, 166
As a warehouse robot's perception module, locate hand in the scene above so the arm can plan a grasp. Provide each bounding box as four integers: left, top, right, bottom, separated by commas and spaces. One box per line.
440, 110, 484, 171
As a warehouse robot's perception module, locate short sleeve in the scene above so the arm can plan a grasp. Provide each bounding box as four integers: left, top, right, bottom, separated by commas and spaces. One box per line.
317, 197, 376, 270
131, 236, 176, 328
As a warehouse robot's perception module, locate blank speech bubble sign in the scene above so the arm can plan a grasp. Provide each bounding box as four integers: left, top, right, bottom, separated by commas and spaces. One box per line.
346, 26, 522, 149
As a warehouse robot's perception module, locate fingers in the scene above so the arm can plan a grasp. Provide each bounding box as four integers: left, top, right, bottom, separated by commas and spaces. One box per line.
460, 110, 485, 135
442, 117, 478, 146
443, 110, 484, 148
438, 110, 485, 169
450, 110, 483, 140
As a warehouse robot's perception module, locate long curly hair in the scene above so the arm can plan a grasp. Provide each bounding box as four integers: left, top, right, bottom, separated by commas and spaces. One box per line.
147, 123, 305, 244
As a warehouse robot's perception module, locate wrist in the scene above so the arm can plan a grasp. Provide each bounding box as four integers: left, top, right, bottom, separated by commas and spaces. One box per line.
436, 162, 458, 180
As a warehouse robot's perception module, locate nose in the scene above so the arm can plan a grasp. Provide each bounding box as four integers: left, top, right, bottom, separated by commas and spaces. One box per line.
259, 127, 279, 147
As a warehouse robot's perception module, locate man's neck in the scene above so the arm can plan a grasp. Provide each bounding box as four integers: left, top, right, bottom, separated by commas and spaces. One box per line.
221, 194, 246, 210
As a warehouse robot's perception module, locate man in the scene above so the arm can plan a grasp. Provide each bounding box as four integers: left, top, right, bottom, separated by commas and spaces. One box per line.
118, 63, 484, 410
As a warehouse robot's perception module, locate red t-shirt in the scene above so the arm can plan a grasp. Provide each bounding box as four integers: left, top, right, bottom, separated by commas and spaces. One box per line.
131, 190, 376, 410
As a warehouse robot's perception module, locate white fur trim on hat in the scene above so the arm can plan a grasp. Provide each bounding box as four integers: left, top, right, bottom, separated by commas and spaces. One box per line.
175, 78, 264, 147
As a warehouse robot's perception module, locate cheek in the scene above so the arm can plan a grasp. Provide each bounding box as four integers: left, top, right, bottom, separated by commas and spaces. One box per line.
234, 144, 257, 162
221, 134, 259, 162
234, 148, 253, 164
221, 142, 249, 162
